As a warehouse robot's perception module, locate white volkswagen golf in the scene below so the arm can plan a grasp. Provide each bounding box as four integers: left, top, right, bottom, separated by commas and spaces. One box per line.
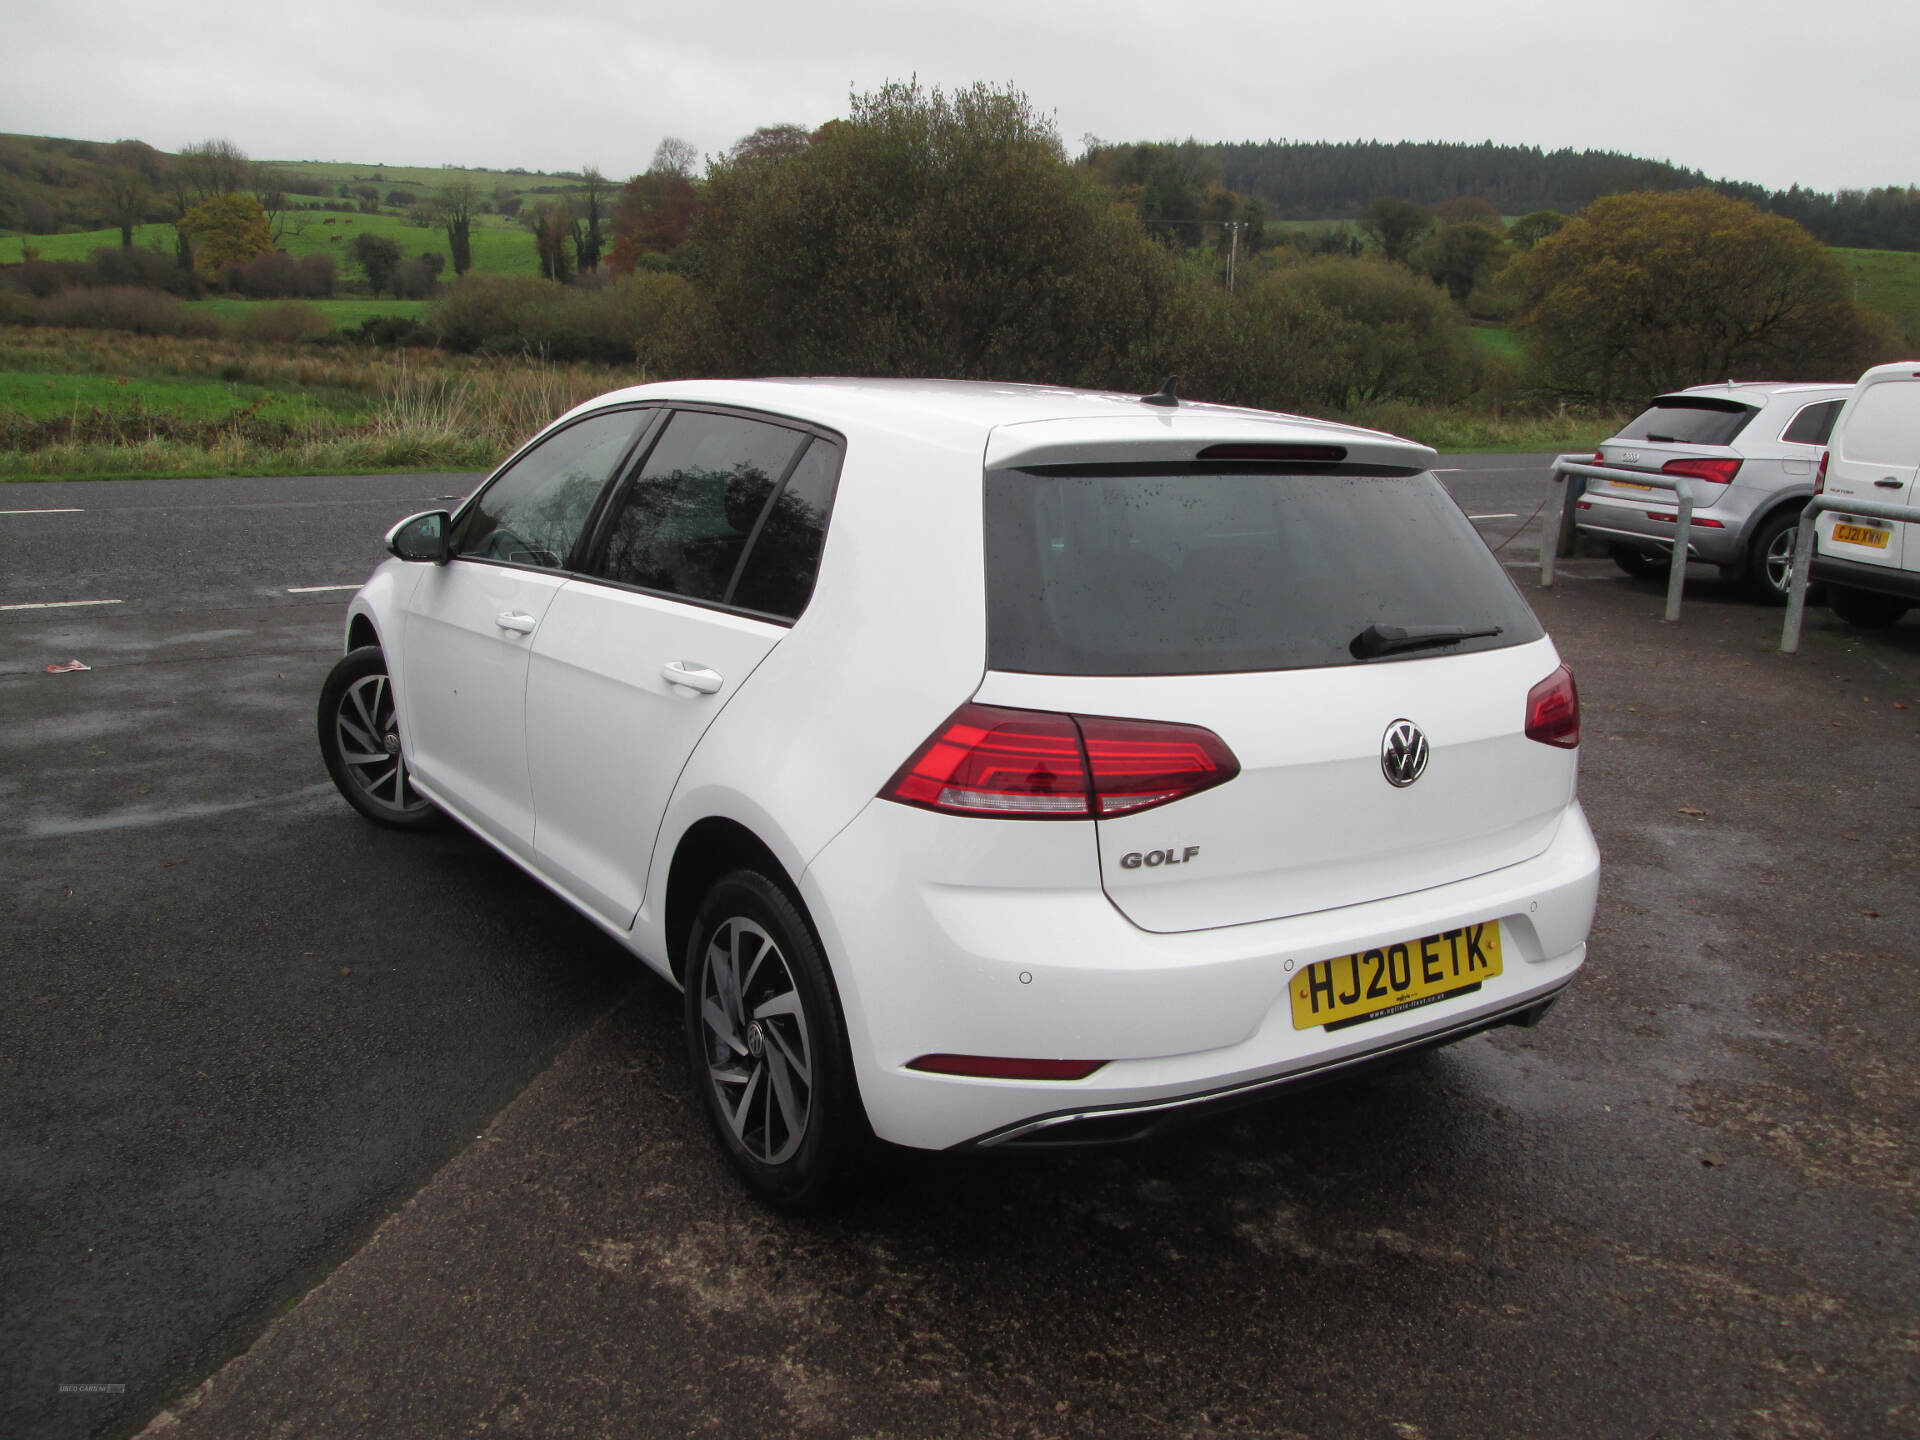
318, 379, 1599, 1208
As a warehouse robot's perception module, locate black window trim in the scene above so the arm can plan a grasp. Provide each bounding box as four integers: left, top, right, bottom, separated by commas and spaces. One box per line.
570, 402, 848, 628
445, 403, 666, 577
1777, 397, 1844, 447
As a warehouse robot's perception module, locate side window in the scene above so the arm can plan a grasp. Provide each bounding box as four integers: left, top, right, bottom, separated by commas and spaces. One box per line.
451, 410, 644, 569
731, 439, 843, 620
1781, 399, 1843, 446
597, 410, 808, 605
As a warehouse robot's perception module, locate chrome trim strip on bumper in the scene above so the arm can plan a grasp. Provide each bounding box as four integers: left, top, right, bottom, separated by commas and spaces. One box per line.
965, 984, 1571, 1150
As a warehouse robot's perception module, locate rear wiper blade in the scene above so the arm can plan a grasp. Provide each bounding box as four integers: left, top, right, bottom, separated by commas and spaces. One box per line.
1350, 623, 1503, 659
1641, 433, 1677, 443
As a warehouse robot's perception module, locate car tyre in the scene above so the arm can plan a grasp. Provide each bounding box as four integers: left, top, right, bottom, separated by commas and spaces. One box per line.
1827, 585, 1910, 629
1743, 509, 1803, 606
1609, 545, 1664, 580
317, 646, 440, 829
684, 869, 866, 1211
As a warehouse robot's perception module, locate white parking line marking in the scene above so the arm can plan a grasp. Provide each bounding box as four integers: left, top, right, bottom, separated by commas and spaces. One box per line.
0, 598, 123, 612
286, 585, 360, 594
0, 508, 85, 515
1470, 513, 1519, 520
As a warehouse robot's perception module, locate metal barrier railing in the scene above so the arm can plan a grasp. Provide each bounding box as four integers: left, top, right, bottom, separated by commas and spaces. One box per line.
1780, 496, 1920, 652
1541, 455, 1701, 622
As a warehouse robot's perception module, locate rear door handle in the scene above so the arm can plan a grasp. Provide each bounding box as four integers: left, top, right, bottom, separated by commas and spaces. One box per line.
662, 660, 724, 696
494, 612, 537, 635
1874, 478, 1904, 489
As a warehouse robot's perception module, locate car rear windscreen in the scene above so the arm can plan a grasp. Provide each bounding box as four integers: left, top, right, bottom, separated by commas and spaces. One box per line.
984, 466, 1545, 676
1615, 398, 1756, 447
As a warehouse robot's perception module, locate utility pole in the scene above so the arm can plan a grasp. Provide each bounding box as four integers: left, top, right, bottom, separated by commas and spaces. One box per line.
1226, 221, 1240, 294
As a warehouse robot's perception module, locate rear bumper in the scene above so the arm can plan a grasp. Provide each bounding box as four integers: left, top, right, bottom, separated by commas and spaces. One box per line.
965, 985, 1569, 1149
1810, 553, 1920, 601
1574, 490, 1754, 564
801, 799, 1599, 1152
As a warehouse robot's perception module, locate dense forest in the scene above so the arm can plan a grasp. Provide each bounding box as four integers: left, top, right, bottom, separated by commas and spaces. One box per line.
1192, 140, 1920, 252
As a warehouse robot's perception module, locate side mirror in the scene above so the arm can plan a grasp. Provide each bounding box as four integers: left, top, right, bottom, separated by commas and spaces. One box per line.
385, 510, 451, 564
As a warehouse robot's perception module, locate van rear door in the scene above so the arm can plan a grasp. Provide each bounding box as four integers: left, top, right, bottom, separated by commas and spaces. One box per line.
1821, 371, 1920, 570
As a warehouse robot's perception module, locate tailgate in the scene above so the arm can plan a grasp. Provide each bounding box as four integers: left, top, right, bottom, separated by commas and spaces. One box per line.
973, 640, 1576, 933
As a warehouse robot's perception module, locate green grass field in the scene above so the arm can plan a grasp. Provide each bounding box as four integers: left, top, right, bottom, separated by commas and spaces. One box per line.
186, 297, 430, 327
1833, 247, 1920, 345
1471, 325, 1522, 359
18, 211, 540, 277
0, 369, 363, 423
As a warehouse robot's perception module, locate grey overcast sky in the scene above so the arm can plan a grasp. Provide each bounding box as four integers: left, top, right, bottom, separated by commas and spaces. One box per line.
4, 0, 1916, 194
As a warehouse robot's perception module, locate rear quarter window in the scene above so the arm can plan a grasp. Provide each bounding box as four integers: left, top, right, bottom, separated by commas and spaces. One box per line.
984, 466, 1545, 676
1780, 399, 1843, 446
1615, 399, 1756, 447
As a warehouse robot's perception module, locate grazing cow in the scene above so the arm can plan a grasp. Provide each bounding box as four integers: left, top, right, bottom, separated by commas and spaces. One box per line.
330, 234, 341, 243
322, 217, 335, 226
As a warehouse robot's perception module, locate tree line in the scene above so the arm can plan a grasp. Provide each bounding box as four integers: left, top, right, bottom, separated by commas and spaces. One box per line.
1189, 140, 1920, 253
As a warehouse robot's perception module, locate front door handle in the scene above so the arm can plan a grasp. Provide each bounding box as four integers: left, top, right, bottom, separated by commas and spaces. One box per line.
1874, 478, 1904, 489
495, 612, 537, 635
662, 660, 724, 696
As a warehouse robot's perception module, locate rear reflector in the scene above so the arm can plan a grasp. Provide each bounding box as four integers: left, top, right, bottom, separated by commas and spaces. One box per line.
907, 1054, 1107, 1081
1661, 456, 1741, 486
1645, 512, 1724, 528
1525, 665, 1580, 748
883, 703, 1239, 820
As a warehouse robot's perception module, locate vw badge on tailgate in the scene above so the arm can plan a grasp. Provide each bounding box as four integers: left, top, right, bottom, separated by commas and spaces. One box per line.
1381, 719, 1429, 788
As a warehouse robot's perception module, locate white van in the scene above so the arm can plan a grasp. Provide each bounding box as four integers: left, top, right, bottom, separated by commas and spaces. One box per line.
1811, 361, 1920, 627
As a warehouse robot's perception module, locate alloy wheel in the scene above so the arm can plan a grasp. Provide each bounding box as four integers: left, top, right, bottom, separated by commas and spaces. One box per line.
332, 672, 430, 818
698, 916, 814, 1165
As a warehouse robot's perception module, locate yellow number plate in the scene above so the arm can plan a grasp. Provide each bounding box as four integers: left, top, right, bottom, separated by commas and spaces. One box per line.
1833, 523, 1891, 549
1290, 923, 1503, 1030
1606, 479, 1654, 491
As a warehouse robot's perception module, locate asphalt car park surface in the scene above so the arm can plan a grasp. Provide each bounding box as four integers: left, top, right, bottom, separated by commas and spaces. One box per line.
3, 460, 1915, 1440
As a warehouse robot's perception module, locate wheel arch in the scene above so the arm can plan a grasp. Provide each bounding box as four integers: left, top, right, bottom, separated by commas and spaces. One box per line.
664, 816, 806, 987
346, 612, 381, 652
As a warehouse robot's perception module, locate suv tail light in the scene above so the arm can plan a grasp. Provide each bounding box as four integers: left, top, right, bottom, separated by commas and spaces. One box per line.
1661, 456, 1741, 486
1525, 666, 1580, 749
884, 704, 1240, 819
1814, 449, 1830, 494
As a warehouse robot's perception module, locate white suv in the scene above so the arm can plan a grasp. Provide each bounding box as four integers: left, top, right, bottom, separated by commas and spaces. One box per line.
318, 379, 1600, 1208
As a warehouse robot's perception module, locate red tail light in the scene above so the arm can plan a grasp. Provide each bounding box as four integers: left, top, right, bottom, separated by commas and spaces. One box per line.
1661, 456, 1741, 486
1814, 449, 1830, 494
883, 704, 1240, 820
1525, 666, 1580, 749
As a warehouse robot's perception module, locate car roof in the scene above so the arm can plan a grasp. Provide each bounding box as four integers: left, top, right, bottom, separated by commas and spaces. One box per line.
1665, 381, 1853, 405
563, 377, 1438, 470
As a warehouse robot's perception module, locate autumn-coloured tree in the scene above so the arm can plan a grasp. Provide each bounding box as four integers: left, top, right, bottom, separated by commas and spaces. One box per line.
175, 193, 273, 281
527, 201, 574, 282
607, 171, 701, 273
1513, 189, 1899, 403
